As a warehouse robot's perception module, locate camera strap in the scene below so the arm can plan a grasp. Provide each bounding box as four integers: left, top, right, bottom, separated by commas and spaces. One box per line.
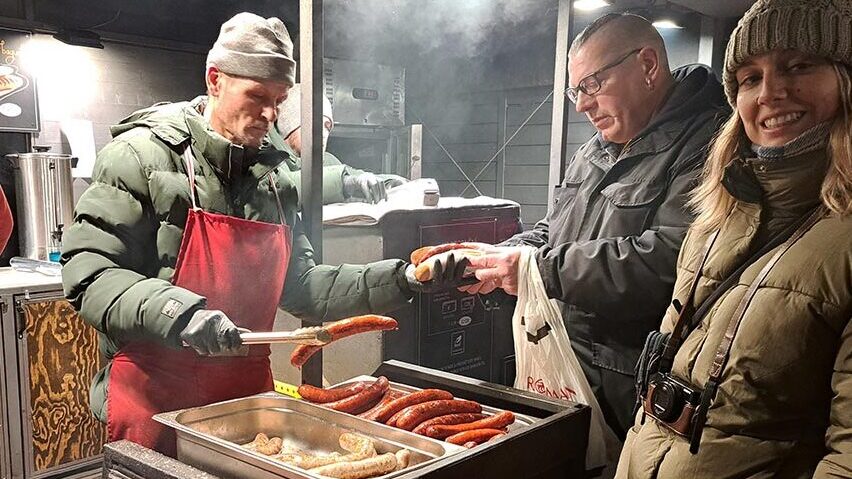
659, 230, 720, 373
688, 205, 826, 453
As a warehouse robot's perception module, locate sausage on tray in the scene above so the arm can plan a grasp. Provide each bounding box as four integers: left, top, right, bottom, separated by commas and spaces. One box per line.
298, 382, 369, 404
385, 407, 407, 427
323, 376, 390, 415
445, 428, 507, 446
309, 452, 399, 479
423, 410, 515, 439
372, 389, 454, 424
395, 399, 482, 431
358, 389, 405, 420
290, 315, 399, 367
411, 413, 488, 435
412, 412, 489, 435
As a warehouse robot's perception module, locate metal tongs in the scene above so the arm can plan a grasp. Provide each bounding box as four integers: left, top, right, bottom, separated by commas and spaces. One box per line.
239, 326, 332, 346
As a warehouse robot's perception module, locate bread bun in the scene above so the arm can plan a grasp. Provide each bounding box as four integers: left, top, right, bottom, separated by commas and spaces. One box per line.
413, 248, 484, 281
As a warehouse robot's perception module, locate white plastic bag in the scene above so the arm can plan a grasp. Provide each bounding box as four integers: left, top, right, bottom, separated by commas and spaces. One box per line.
512, 247, 620, 470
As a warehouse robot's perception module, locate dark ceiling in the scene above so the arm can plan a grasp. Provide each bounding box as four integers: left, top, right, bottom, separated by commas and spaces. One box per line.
1, 0, 754, 55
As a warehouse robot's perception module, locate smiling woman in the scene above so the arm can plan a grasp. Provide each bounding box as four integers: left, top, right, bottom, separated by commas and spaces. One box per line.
615, 1, 852, 478
734, 50, 840, 148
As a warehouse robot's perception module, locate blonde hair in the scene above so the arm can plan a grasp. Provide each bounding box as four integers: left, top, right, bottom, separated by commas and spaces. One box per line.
690, 63, 852, 232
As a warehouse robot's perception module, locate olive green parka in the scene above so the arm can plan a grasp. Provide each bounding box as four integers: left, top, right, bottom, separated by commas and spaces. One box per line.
616, 147, 852, 478
61, 97, 413, 421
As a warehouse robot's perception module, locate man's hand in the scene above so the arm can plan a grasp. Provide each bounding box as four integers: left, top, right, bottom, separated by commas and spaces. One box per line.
459, 248, 523, 296
405, 253, 477, 293
180, 309, 248, 356
343, 172, 388, 203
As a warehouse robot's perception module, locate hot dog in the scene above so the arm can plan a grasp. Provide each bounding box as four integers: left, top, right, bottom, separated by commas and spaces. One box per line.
412, 413, 488, 435
372, 389, 454, 424
445, 428, 507, 446
323, 376, 389, 415
395, 399, 482, 431
290, 315, 398, 367
358, 389, 404, 420
410, 242, 485, 265
423, 410, 515, 439
298, 381, 368, 404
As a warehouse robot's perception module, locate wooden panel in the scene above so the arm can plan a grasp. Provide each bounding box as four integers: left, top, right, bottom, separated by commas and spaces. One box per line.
505, 123, 551, 146
506, 101, 553, 126
428, 123, 498, 144
424, 162, 496, 181
504, 165, 549, 185
504, 185, 549, 206
423, 142, 497, 164
506, 145, 550, 166
23, 300, 106, 471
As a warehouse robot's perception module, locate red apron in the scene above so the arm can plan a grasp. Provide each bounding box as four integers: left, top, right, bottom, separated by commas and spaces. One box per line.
106, 145, 291, 456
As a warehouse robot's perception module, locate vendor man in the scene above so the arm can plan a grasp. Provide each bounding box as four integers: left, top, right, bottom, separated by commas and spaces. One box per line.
268, 83, 408, 205
61, 12, 467, 456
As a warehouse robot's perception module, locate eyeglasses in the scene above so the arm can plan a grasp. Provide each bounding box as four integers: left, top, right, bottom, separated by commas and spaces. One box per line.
565, 48, 642, 103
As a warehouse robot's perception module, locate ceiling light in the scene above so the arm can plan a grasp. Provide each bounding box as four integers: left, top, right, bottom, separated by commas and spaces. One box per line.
53, 28, 104, 49
652, 19, 683, 29
573, 0, 611, 12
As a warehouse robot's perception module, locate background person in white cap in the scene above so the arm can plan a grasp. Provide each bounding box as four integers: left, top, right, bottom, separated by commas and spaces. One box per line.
61, 12, 469, 456
269, 83, 408, 205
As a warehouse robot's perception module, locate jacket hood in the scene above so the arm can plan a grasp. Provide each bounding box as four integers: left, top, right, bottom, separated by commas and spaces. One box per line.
645, 64, 727, 131
110, 99, 197, 146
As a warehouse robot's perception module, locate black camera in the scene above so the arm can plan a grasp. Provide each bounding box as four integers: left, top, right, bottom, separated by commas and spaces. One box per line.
643, 372, 702, 437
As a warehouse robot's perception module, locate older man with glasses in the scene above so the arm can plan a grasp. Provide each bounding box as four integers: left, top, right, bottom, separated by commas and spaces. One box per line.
463, 12, 729, 438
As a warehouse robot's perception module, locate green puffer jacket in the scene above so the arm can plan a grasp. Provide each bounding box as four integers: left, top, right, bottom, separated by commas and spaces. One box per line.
61, 97, 413, 421
616, 148, 852, 478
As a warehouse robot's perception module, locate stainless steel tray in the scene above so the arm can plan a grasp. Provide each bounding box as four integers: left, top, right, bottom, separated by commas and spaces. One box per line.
154, 393, 464, 479
331, 375, 538, 434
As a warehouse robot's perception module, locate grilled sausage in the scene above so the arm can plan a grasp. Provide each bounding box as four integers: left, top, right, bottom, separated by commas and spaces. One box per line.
385, 407, 407, 427
309, 452, 399, 478
290, 315, 398, 367
358, 389, 405, 420
461, 432, 506, 448
324, 376, 390, 415
372, 389, 454, 423
412, 413, 488, 435
445, 428, 506, 446
395, 399, 482, 431
298, 382, 368, 404
423, 411, 515, 439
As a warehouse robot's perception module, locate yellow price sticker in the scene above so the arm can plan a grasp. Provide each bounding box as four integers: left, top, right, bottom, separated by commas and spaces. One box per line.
274, 380, 301, 399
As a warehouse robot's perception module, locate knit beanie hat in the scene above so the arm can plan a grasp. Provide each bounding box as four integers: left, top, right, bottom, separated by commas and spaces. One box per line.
276, 83, 334, 139
723, 0, 852, 106
207, 12, 296, 85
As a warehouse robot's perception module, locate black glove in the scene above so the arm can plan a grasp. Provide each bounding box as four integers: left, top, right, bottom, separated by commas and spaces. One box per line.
405, 252, 478, 293
180, 309, 247, 356
343, 172, 388, 203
